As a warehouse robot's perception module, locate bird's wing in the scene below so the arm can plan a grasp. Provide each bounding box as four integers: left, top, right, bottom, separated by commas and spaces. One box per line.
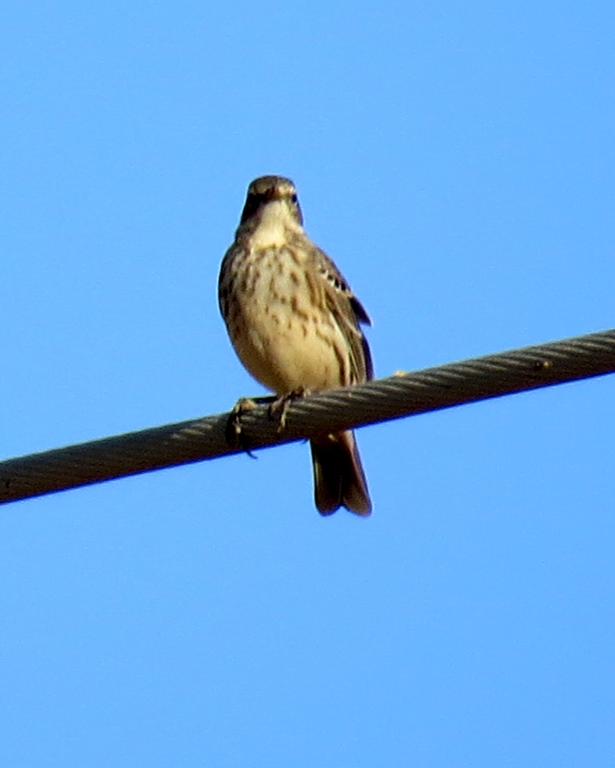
314, 247, 374, 383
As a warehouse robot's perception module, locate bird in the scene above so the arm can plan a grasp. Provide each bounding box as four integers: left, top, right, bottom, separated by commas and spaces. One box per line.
218, 175, 373, 516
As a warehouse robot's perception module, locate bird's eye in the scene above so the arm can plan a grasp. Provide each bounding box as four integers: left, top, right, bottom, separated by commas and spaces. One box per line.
291, 193, 298, 205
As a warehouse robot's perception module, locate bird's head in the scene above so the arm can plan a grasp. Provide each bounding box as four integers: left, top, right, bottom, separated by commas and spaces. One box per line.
239, 175, 304, 229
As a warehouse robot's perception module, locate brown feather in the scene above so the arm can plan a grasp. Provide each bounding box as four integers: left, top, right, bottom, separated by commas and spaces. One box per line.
310, 431, 371, 516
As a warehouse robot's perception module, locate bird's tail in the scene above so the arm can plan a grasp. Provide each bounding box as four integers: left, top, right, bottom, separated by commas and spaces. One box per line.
310, 431, 372, 516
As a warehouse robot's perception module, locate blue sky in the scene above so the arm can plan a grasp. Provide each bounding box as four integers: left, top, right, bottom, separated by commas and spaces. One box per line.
2, 2, 614, 765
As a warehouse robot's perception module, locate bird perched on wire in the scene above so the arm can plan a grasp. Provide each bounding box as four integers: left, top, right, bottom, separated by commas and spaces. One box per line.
218, 175, 373, 516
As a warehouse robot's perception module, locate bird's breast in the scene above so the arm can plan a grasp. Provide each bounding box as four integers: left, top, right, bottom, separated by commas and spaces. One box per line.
224, 246, 351, 393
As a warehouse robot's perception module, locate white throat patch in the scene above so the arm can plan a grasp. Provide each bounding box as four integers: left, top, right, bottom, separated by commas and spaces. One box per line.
250, 200, 299, 249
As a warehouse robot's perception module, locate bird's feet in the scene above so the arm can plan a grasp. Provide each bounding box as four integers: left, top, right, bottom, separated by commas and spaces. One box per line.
268, 388, 310, 432
226, 395, 276, 455
226, 388, 310, 451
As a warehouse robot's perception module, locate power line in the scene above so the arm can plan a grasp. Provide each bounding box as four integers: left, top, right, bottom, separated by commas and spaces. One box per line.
1, 328, 614, 506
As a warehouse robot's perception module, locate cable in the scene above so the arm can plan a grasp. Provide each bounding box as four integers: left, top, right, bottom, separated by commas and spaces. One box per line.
1, 328, 614, 505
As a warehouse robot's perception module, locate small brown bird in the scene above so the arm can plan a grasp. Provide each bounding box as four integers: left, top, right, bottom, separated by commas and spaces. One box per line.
218, 175, 373, 515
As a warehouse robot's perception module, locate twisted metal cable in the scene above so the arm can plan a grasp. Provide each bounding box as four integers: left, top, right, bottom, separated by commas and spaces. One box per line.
1, 328, 614, 505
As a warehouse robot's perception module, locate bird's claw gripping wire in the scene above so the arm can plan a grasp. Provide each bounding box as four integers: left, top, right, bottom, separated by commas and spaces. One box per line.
268, 388, 310, 432
226, 396, 275, 457
226, 388, 310, 454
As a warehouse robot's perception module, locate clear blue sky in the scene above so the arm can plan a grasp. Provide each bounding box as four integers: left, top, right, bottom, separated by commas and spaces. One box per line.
2, 2, 614, 766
